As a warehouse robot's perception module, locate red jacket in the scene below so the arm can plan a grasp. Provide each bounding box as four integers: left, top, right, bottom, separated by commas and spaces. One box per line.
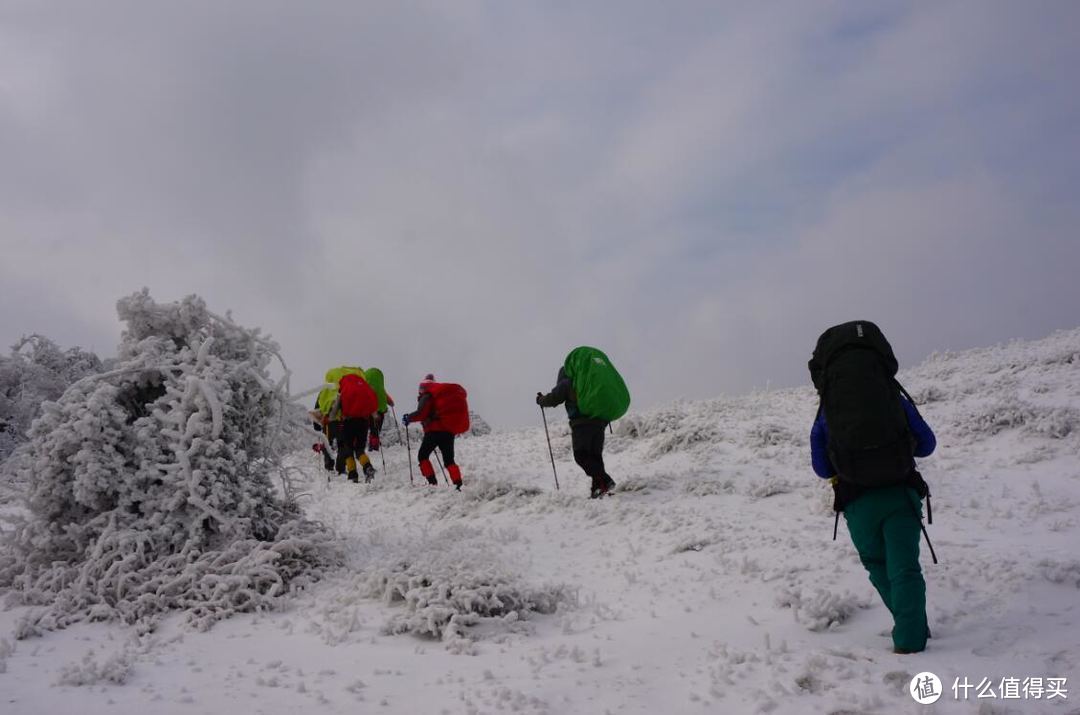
407, 392, 442, 432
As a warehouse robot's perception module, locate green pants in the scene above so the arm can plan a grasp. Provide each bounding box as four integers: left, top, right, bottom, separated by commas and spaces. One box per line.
844, 486, 928, 652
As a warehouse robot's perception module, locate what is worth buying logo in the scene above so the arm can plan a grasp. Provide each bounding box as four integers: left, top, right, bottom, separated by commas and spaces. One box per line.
911, 672, 943, 704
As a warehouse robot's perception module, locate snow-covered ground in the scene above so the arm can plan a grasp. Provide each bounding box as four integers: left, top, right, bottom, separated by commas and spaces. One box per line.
2, 329, 1079, 714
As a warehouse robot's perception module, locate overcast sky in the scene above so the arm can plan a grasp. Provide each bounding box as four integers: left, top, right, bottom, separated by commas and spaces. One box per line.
2, 1, 1078, 428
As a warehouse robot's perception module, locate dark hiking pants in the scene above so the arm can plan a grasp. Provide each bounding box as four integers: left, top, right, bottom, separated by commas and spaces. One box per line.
418, 431, 461, 486
844, 485, 928, 652
571, 420, 609, 480
336, 418, 370, 477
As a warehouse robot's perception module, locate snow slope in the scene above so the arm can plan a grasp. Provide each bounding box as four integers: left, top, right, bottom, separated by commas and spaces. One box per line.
2, 328, 1079, 714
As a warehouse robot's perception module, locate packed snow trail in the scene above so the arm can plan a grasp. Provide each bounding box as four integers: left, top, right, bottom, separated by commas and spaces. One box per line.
1, 329, 1079, 713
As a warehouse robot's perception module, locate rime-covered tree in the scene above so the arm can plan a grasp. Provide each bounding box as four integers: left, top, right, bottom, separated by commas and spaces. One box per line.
0, 335, 103, 462
0, 289, 337, 636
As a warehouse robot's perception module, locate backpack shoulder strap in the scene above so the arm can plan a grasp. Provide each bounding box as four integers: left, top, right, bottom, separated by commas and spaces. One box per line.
893, 378, 923, 419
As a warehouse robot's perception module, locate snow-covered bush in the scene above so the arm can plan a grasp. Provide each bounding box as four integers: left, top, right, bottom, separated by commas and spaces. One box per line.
746, 475, 794, 500
775, 587, 871, 632
950, 396, 1080, 442
1039, 559, 1080, 588
355, 524, 570, 652
615, 402, 725, 459
0, 334, 103, 463
367, 559, 567, 651
744, 423, 796, 450
55, 649, 134, 686
0, 290, 339, 635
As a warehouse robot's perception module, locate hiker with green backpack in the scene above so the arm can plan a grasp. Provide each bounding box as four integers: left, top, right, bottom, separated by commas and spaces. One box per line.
314, 365, 379, 483
363, 367, 394, 452
808, 321, 937, 654
536, 346, 630, 498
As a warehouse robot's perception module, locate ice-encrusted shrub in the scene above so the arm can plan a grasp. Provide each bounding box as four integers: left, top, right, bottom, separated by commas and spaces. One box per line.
1039, 559, 1080, 588
616, 474, 665, 494
372, 564, 564, 638
361, 531, 570, 650
683, 476, 735, 497
744, 423, 796, 450
0, 335, 103, 463
0, 290, 338, 635
746, 475, 793, 499
673, 534, 715, 553
910, 384, 948, 404
775, 587, 871, 632
952, 397, 1079, 441
427, 480, 545, 520
616, 403, 725, 459
56, 649, 134, 686
447, 479, 543, 503
1024, 406, 1079, 439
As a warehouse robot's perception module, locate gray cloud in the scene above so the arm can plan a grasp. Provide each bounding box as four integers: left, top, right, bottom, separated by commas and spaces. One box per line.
2, 1, 1078, 428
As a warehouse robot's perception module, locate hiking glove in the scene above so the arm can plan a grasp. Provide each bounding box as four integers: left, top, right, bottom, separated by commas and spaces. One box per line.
536, 392, 544, 405
402, 414, 411, 426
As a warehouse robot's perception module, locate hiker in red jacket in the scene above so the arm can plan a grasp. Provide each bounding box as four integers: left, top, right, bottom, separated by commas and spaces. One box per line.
328, 372, 379, 483
403, 374, 468, 490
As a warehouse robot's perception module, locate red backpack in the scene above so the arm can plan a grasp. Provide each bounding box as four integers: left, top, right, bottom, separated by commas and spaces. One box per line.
427, 383, 470, 435
339, 373, 378, 419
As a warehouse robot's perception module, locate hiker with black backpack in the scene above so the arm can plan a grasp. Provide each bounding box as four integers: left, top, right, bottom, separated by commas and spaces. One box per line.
536, 346, 630, 499
808, 321, 937, 654
402, 374, 469, 490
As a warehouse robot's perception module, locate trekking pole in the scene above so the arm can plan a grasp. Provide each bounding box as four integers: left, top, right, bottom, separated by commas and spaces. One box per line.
921, 525, 939, 564
391, 405, 413, 484
403, 423, 415, 484
322, 425, 335, 483
377, 435, 387, 474
433, 451, 449, 486
539, 402, 560, 491
389, 404, 403, 442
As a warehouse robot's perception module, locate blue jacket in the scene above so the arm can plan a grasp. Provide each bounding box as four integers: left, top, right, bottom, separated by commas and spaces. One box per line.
810, 397, 936, 479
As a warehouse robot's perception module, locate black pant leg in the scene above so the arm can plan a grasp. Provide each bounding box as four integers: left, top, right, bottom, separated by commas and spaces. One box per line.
335, 419, 368, 473
571, 421, 606, 477
437, 432, 455, 465
418, 433, 437, 461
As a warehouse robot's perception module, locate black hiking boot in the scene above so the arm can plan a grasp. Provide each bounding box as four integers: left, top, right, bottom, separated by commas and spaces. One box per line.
363, 463, 376, 483
590, 474, 615, 498
347, 470, 359, 483
426, 476, 438, 486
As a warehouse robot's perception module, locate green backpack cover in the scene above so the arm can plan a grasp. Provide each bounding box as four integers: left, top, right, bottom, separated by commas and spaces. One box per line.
363, 367, 389, 412
563, 346, 630, 421
317, 365, 365, 415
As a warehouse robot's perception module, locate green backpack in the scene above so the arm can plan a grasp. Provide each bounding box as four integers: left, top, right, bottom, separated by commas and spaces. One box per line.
564, 346, 631, 421
364, 367, 390, 412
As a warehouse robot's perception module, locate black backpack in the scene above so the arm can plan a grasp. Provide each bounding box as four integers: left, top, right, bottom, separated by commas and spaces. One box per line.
808, 320, 914, 488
